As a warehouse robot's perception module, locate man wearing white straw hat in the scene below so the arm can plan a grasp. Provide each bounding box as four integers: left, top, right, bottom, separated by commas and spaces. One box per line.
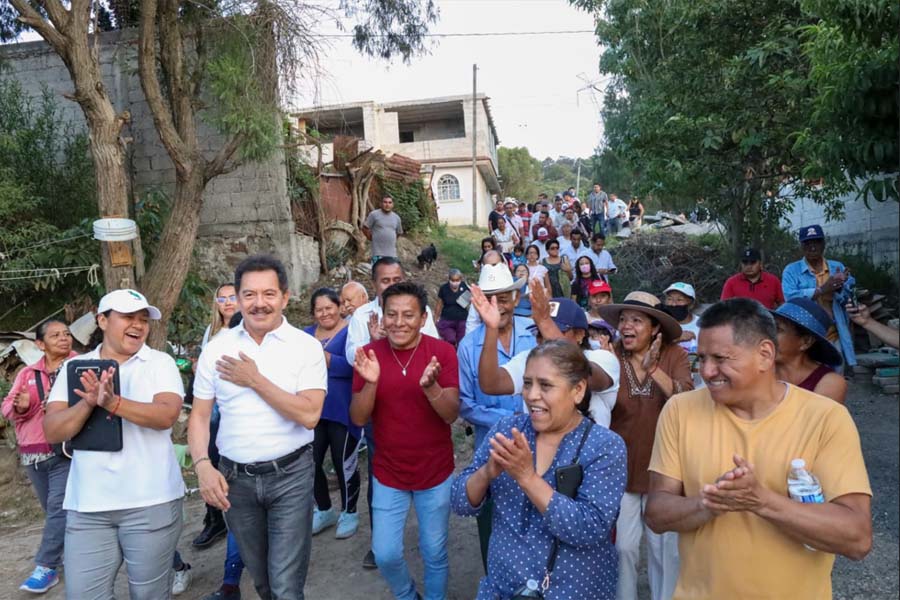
457, 263, 537, 572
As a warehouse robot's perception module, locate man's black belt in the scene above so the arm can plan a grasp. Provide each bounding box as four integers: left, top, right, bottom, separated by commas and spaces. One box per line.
220, 444, 310, 476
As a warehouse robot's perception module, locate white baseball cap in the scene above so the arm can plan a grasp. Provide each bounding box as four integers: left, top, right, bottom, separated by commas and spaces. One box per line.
97, 289, 162, 320
663, 282, 696, 300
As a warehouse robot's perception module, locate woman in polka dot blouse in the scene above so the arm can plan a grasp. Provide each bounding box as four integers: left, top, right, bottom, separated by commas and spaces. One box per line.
452, 340, 627, 599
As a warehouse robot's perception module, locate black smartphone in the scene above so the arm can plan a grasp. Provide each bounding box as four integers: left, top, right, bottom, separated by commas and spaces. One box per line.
555, 463, 583, 499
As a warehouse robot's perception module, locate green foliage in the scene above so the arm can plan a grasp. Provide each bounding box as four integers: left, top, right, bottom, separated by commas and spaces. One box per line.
382, 178, 431, 233
434, 226, 482, 278
0, 78, 99, 322
339, 0, 439, 63
498, 147, 542, 201
134, 188, 211, 349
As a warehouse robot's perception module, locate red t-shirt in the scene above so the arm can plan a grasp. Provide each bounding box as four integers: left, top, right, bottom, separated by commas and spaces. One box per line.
720, 271, 785, 309
352, 335, 459, 490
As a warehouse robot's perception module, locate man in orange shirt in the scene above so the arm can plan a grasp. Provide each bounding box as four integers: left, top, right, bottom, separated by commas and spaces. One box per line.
645, 298, 872, 599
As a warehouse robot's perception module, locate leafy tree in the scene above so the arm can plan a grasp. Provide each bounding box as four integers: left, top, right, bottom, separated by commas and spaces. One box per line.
5, 0, 439, 348
498, 146, 543, 201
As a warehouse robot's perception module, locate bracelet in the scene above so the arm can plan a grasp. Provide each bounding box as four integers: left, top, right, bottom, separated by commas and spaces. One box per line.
194, 457, 211, 468
105, 395, 122, 420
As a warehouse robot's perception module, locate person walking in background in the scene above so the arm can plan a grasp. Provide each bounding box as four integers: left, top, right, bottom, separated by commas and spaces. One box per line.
457, 264, 536, 572
572, 256, 601, 309
434, 268, 470, 348
364, 196, 403, 263
488, 198, 505, 233
351, 282, 460, 600
452, 340, 626, 600
773, 298, 848, 404
517, 202, 533, 244
781, 224, 856, 369
585, 234, 617, 282
340, 281, 370, 319
645, 298, 871, 598
588, 183, 609, 235
606, 193, 625, 235
542, 238, 573, 299
720, 248, 784, 309
2, 319, 76, 594
189, 255, 327, 600
597, 291, 693, 600
525, 244, 551, 292
502, 200, 525, 241
44, 289, 186, 600
305, 288, 362, 540
627, 197, 645, 230
491, 215, 519, 256
586, 280, 615, 322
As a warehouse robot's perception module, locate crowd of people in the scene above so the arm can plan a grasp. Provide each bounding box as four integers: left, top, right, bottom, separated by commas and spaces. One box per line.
2, 187, 891, 600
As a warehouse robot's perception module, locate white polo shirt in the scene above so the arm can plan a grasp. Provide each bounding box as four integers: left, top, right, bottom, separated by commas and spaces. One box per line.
501, 347, 620, 428
194, 318, 327, 463
344, 297, 438, 363
48, 344, 186, 512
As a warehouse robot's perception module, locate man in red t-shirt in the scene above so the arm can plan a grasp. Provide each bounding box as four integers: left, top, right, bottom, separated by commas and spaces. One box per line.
720, 248, 785, 309
351, 281, 460, 600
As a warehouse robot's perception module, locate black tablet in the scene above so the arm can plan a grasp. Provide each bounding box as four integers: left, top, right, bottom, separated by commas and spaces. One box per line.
66, 359, 123, 452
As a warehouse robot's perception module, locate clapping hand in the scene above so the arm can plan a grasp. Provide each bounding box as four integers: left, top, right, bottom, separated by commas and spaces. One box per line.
354, 348, 381, 384
489, 428, 536, 484
700, 454, 769, 514
470, 285, 501, 329
368, 312, 386, 341
74, 366, 116, 408
419, 356, 442, 389
641, 333, 663, 371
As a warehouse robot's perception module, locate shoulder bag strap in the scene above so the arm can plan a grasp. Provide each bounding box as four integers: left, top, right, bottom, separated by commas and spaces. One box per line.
542, 420, 594, 589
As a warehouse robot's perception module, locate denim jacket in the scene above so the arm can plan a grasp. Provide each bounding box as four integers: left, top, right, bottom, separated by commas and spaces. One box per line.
781, 258, 856, 366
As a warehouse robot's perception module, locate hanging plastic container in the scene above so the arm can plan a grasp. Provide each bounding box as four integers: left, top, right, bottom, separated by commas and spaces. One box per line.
93, 218, 138, 242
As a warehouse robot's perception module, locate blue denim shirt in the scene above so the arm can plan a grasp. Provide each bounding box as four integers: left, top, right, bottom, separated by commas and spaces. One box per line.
781, 258, 856, 366
458, 318, 537, 450
452, 415, 626, 600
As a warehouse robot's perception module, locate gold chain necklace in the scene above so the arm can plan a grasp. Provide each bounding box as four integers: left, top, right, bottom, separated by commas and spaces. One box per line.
389, 334, 422, 377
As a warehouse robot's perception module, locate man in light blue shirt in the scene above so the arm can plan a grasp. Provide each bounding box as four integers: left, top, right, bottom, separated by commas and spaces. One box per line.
457, 263, 536, 572
782, 224, 856, 367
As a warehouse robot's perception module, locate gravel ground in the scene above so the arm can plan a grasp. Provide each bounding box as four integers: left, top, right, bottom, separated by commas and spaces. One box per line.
0, 382, 896, 599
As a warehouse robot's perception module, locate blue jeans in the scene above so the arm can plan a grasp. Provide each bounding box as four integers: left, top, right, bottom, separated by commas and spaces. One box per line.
223, 531, 244, 585
591, 213, 606, 235
372, 474, 453, 600
25, 455, 70, 568
221, 448, 314, 600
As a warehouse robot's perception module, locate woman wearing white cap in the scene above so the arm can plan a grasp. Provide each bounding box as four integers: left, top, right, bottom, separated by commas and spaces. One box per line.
43, 289, 186, 599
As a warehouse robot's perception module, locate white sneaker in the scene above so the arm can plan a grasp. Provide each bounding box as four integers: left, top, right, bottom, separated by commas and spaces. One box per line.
172, 564, 193, 596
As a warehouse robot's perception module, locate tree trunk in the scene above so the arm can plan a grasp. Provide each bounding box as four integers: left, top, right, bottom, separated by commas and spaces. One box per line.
143, 169, 206, 350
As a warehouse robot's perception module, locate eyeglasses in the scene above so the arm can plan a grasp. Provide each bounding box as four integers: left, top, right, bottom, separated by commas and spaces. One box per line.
216, 295, 237, 303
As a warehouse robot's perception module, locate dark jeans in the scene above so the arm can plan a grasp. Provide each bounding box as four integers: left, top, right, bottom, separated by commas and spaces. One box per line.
25, 455, 70, 568
591, 213, 606, 235
313, 419, 361, 513
364, 423, 376, 533
221, 447, 314, 600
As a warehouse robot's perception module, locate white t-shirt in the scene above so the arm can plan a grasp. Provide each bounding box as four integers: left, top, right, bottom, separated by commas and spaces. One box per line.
345, 297, 439, 363
48, 345, 186, 512
677, 314, 704, 389
194, 318, 327, 463
501, 347, 620, 428
526, 263, 549, 289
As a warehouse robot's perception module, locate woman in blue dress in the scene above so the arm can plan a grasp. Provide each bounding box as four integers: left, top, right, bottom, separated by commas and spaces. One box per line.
452, 340, 626, 599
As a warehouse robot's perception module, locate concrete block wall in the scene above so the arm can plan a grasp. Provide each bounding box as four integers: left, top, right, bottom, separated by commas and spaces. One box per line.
782, 187, 899, 275
0, 32, 319, 293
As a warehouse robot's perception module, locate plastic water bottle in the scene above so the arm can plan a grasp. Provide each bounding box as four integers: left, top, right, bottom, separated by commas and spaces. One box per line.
787, 458, 824, 551
515, 579, 543, 598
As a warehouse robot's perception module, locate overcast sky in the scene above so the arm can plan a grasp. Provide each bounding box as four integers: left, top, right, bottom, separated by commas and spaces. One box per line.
299, 0, 604, 160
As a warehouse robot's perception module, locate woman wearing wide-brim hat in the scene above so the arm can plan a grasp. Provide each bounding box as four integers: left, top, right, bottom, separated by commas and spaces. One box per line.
772, 297, 847, 404
597, 291, 694, 600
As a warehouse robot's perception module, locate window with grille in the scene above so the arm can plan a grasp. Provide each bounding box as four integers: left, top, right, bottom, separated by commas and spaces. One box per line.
437, 174, 461, 201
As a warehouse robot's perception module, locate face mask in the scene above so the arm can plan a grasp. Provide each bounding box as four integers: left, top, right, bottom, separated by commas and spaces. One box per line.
589, 339, 602, 350
666, 305, 691, 322
449, 281, 461, 291
579, 263, 592, 274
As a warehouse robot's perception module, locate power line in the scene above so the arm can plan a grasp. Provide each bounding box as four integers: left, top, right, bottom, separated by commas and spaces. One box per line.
320, 29, 595, 38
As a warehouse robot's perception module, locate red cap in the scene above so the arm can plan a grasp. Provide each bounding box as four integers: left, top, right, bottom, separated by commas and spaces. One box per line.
588, 280, 612, 295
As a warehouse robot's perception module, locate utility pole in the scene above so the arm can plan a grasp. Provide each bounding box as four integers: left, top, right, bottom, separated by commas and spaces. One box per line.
471, 63, 478, 227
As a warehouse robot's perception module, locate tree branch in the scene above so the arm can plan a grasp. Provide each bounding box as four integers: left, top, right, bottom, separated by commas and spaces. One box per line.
205, 134, 244, 180
157, 0, 194, 140
138, 0, 191, 175
10, 0, 66, 51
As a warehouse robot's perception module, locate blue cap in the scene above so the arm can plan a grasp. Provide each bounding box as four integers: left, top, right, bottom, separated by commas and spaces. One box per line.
772, 298, 843, 367
528, 297, 588, 334
798, 224, 825, 242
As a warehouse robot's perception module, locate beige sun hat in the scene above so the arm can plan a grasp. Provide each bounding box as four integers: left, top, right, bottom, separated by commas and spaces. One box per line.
597, 291, 683, 342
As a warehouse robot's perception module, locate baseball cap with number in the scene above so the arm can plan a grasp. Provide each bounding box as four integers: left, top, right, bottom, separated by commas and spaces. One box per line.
97, 289, 162, 320
798, 224, 825, 242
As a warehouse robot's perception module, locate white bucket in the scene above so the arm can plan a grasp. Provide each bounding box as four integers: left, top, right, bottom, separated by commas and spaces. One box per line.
93, 218, 138, 242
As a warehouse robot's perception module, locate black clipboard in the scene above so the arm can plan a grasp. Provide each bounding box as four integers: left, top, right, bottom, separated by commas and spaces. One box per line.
67, 359, 123, 452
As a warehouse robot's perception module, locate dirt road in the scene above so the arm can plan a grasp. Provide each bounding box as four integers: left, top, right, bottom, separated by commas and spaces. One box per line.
0, 382, 896, 600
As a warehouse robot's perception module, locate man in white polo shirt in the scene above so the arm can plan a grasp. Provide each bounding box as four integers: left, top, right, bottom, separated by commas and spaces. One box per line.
189, 255, 327, 600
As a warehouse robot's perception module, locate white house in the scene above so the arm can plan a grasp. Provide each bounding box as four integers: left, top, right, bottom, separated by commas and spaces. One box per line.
292, 94, 501, 227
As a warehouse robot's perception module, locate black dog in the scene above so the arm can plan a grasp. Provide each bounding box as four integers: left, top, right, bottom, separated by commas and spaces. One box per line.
417, 243, 438, 270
